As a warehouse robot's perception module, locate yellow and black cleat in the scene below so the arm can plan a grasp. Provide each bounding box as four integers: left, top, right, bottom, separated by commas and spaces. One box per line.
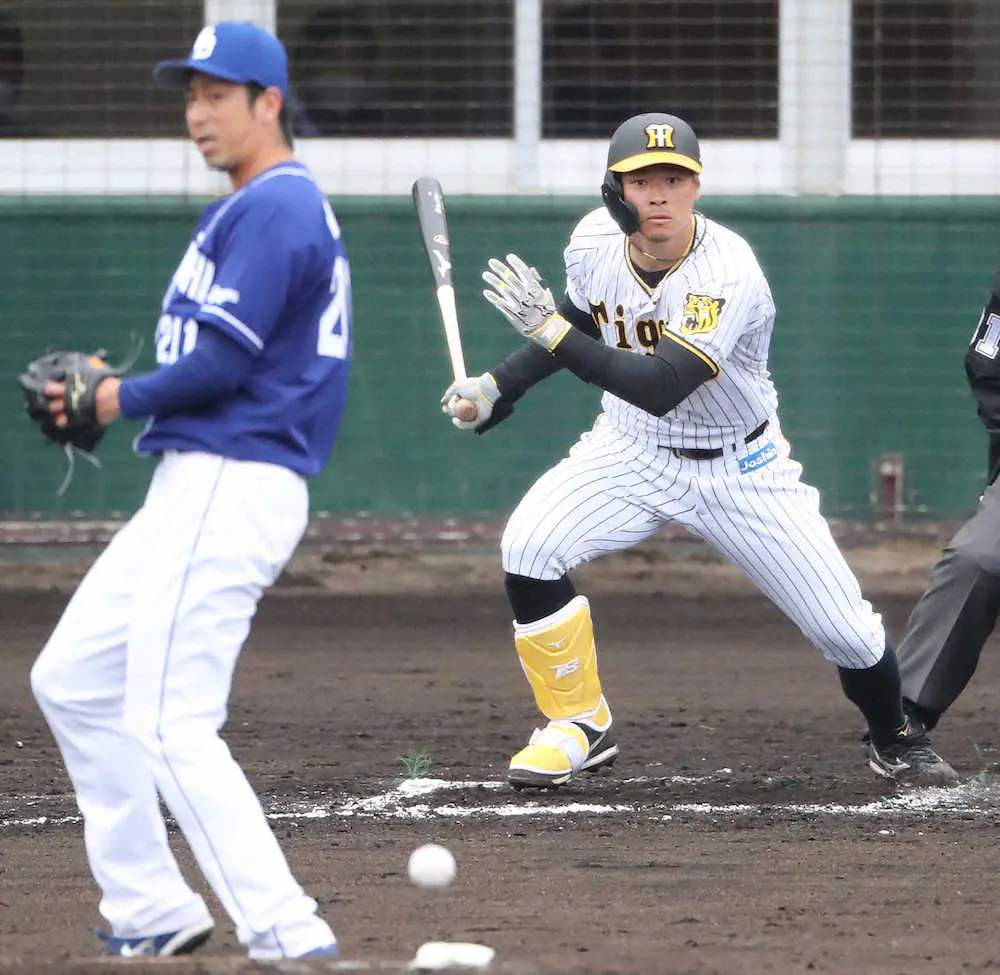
508, 700, 618, 791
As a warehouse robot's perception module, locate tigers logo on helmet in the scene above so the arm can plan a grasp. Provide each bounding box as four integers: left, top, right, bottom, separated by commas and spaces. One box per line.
644, 124, 675, 150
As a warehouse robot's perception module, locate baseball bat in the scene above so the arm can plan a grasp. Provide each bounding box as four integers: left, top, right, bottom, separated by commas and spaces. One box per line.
411, 177, 467, 382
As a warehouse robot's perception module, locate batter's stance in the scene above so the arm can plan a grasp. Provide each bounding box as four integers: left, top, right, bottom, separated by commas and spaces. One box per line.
896, 263, 1000, 734
443, 113, 957, 790
30, 23, 348, 958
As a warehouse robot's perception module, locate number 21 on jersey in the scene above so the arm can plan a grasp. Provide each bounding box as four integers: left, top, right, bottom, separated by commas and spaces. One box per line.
317, 200, 352, 360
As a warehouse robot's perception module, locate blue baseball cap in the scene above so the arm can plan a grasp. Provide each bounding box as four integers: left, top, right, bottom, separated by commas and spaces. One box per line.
153, 22, 288, 96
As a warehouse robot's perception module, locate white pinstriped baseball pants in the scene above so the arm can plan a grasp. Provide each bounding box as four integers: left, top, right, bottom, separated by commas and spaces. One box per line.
30, 451, 335, 958
501, 415, 885, 669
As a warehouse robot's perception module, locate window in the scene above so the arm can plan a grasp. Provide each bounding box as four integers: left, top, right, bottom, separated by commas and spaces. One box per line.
278, 1, 514, 137
853, 0, 1000, 137
2, 0, 202, 137
541, 0, 779, 139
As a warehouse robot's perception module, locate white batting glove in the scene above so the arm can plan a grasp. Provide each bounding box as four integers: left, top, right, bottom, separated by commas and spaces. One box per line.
441, 372, 501, 430
482, 253, 571, 353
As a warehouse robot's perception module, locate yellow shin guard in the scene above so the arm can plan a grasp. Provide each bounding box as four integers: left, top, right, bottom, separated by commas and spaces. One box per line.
513, 595, 606, 723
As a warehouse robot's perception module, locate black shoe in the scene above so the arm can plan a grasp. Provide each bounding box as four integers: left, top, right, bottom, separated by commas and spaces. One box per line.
903, 697, 940, 733
866, 722, 959, 787
579, 720, 619, 773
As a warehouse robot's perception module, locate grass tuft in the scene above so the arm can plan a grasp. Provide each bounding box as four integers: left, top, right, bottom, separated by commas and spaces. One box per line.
397, 747, 434, 779
970, 741, 1000, 785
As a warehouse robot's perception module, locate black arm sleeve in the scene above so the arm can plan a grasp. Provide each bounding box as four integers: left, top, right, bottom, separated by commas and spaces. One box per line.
550, 329, 718, 416
490, 343, 563, 401
558, 294, 602, 340
489, 294, 598, 401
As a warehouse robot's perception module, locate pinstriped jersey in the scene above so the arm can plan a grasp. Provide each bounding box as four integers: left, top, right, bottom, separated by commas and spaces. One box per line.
564, 207, 778, 448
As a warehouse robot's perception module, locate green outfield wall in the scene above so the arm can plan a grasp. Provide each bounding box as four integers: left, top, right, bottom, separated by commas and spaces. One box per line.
0, 196, 995, 522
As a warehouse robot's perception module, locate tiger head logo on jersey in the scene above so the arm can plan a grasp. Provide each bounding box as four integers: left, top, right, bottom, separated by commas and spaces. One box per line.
680, 293, 726, 335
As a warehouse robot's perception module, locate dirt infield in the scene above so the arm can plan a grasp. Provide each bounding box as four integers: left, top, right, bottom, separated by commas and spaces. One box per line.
2, 534, 1000, 975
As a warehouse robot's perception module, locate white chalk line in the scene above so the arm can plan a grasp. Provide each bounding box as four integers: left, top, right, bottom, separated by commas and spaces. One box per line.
5, 772, 1000, 828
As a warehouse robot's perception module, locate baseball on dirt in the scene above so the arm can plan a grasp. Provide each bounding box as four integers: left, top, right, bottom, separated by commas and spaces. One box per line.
452, 397, 478, 423
408, 843, 456, 889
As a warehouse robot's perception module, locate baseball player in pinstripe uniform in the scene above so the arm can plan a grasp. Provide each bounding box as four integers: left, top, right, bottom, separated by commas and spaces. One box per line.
443, 112, 958, 790
895, 263, 1000, 736
29, 23, 345, 959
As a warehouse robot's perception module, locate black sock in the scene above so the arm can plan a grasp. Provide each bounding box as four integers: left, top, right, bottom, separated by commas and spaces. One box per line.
838, 646, 908, 745
504, 572, 577, 624
904, 697, 940, 732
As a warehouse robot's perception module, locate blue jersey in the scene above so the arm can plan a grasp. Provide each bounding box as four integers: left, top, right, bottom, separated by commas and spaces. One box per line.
135, 162, 351, 477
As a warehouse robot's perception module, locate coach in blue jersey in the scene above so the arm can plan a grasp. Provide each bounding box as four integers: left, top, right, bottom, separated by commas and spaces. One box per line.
29, 22, 349, 960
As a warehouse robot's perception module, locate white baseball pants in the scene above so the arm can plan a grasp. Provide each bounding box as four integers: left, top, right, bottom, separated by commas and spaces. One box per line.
502, 415, 886, 669
31, 451, 335, 958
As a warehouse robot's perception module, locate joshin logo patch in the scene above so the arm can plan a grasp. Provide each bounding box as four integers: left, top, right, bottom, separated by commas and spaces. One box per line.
739, 441, 777, 474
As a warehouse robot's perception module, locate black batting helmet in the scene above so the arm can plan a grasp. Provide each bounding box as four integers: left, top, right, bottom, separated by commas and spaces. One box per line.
601, 113, 702, 235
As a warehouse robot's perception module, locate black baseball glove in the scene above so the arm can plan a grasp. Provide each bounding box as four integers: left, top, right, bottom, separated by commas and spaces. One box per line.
18, 350, 115, 454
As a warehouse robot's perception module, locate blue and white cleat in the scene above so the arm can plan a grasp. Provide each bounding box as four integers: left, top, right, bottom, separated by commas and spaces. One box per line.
301, 943, 340, 957
97, 918, 214, 957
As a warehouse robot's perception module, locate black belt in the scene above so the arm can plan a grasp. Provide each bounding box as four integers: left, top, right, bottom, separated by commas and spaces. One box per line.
668, 420, 769, 461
